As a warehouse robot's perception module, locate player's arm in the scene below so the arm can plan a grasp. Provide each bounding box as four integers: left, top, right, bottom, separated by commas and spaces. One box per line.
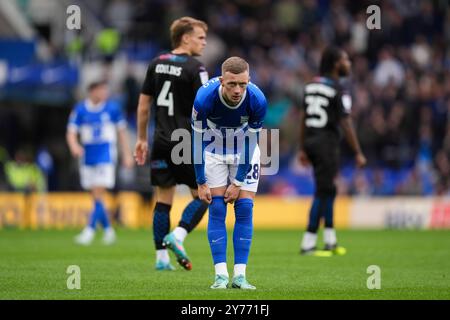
135, 93, 153, 165
118, 127, 134, 169
340, 117, 366, 167
338, 93, 366, 168
66, 109, 84, 158
66, 130, 83, 158
193, 130, 211, 204
234, 130, 259, 186
298, 109, 309, 166
112, 103, 134, 169
135, 63, 155, 165
234, 93, 267, 185
192, 96, 211, 203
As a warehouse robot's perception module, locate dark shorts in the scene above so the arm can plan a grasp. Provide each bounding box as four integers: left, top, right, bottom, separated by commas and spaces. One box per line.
150, 138, 197, 189
304, 136, 339, 196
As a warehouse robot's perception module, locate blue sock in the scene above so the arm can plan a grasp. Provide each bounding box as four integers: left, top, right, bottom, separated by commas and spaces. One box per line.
323, 196, 335, 228
233, 198, 254, 265
307, 197, 321, 233
88, 200, 102, 230
153, 202, 171, 250
96, 200, 111, 229
207, 196, 227, 265
179, 197, 208, 232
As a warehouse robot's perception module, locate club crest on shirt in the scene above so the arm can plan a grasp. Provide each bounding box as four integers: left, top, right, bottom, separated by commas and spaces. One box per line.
240, 116, 249, 124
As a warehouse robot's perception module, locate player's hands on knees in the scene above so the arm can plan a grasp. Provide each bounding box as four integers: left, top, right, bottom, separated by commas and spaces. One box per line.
355, 152, 367, 168
198, 184, 212, 204
134, 140, 148, 165
224, 184, 241, 204
298, 150, 310, 166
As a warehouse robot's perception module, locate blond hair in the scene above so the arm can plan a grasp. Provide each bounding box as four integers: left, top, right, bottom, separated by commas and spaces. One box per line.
221, 56, 249, 75
170, 16, 208, 49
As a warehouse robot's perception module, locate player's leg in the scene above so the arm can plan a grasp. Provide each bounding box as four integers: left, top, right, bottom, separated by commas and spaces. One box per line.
163, 188, 208, 270
149, 142, 177, 270
153, 186, 176, 270
228, 148, 259, 290
208, 186, 229, 288
163, 164, 209, 270
91, 186, 116, 245
174, 188, 208, 240
93, 164, 117, 245
205, 152, 230, 288
319, 146, 346, 255
300, 141, 330, 256
75, 165, 96, 245
301, 141, 343, 256
75, 165, 115, 245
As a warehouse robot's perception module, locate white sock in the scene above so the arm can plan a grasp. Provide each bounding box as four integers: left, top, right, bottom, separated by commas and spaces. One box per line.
301, 231, 317, 250
214, 262, 228, 277
172, 226, 188, 242
234, 264, 246, 277
156, 249, 170, 263
324, 228, 337, 246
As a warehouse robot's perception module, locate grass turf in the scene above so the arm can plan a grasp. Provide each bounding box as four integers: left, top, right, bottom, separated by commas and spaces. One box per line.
0, 229, 449, 300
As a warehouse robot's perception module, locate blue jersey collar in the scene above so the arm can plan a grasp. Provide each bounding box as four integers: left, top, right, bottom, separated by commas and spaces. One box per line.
85, 99, 106, 112
218, 85, 247, 110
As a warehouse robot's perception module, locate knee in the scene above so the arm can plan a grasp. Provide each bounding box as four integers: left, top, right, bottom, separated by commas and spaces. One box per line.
91, 187, 105, 201
156, 187, 175, 205
210, 196, 226, 219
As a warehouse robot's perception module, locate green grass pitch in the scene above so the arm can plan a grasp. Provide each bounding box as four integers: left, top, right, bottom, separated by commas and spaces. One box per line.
1, 229, 449, 299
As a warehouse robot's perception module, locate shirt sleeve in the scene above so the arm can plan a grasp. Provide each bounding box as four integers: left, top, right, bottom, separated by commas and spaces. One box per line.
248, 91, 268, 132
337, 91, 352, 118
192, 63, 209, 91
112, 102, 127, 129
191, 94, 209, 134
191, 88, 210, 185
141, 61, 155, 96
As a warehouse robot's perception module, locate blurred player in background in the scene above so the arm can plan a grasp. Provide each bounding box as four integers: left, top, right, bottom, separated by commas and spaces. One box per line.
298, 47, 367, 256
134, 17, 210, 271
67, 81, 133, 245
193, 57, 267, 289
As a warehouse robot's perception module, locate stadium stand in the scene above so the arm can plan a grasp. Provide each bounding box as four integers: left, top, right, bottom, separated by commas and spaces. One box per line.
0, 0, 449, 196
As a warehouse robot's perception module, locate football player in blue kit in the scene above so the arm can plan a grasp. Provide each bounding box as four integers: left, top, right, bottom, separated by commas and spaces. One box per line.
192, 57, 267, 289
67, 80, 133, 245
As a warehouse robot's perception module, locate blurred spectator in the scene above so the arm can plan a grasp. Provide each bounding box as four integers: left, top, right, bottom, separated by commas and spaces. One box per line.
4, 147, 46, 193
106, 0, 134, 36
373, 47, 405, 88
95, 28, 121, 65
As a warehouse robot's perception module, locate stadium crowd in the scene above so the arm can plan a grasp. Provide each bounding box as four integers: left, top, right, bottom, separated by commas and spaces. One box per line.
1, 0, 450, 196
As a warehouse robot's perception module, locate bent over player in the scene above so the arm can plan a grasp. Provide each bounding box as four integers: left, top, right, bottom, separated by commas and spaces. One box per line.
192, 57, 267, 289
